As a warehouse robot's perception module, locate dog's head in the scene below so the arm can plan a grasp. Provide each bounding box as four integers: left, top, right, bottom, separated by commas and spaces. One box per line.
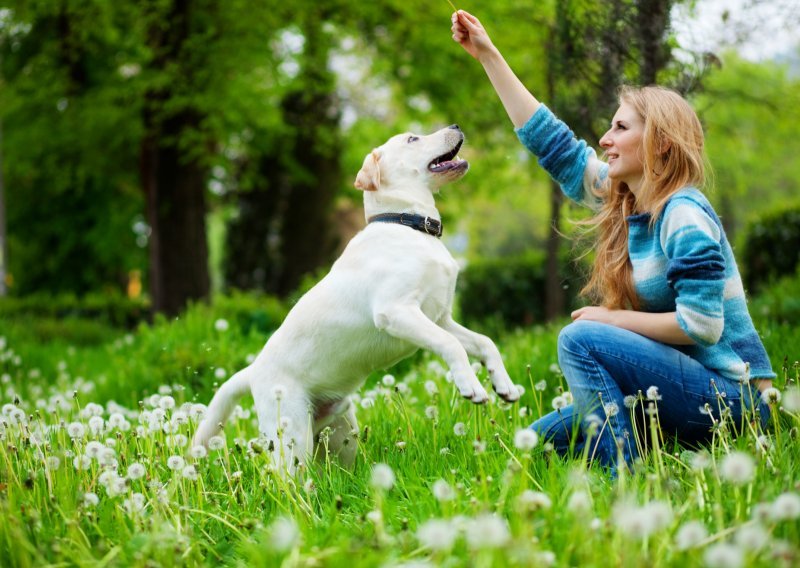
354, 125, 469, 193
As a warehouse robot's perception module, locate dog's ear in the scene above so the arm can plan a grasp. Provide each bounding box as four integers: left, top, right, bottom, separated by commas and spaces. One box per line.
354, 150, 381, 191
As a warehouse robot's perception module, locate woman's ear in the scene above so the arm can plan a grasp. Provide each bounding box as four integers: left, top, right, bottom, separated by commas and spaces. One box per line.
354, 150, 381, 191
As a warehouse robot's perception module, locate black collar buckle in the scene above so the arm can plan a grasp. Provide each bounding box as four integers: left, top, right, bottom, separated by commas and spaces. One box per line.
368, 213, 443, 238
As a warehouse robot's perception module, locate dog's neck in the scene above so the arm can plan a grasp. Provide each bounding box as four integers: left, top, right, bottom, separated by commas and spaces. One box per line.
362, 182, 440, 221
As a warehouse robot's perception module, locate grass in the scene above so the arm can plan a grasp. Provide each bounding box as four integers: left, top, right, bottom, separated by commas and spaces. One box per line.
0, 303, 799, 567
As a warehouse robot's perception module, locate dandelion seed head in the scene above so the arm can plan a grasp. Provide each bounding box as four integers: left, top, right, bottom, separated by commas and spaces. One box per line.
73, 454, 91, 470
562, 391, 574, 404
416, 518, 457, 551
182, 465, 198, 481
381, 374, 395, 387
674, 520, 708, 550
720, 451, 756, 485
453, 422, 467, 436
465, 514, 511, 550
46, 456, 60, 470
734, 523, 769, 550
431, 479, 455, 502
623, 395, 638, 409
472, 440, 486, 454
551, 395, 567, 410
781, 387, 800, 412
127, 462, 146, 480
603, 402, 619, 417
534, 380, 547, 391
646, 386, 662, 401
516, 490, 552, 511
770, 492, 800, 521
514, 428, 539, 451
166, 455, 185, 471
214, 318, 230, 332
85, 440, 105, 459
762, 387, 781, 405
67, 422, 86, 439
424, 406, 438, 420
190, 445, 208, 459
270, 385, 287, 401
567, 490, 592, 514
370, 463, 395, 491
360, 398, 374, 409
158, 396, 176, 411
88, 415, 105, 435
267, 516, 300, 552
704, 543, 743, 568
214, 368, 227, 380
208, 436, 225, 451
424, 380, 438, 396
83, 492, 100, 507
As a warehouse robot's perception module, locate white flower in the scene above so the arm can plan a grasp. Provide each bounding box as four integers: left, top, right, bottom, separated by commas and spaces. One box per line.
167, 455, 185, 471
278, 416, 293, 432
704, 543, 743, 568
623, 395, 638, 409
674, 520, 708, 550
214, 368, 227, 380
514, 384, 526, 397
98, 447, 117, 467
73, 455, 91, 470
453, 422, 467, 437
127, 462, 146, 480
770, 492, 800, 521
424, 380, 438, 396
381, 374, 395, 387
67, 422, 86, 439
424, 406, 438, 420
465, 514, 511, 549
182, 465, 198, 481
83, 492, 100, 507
123, 492, 146, 514
108, 413, 126, 429
689, 451, 711, 471
88, 416, 105, 435
720, 451, 755, 485
417, 519, 457, 551
472, 440, 486, 454
734, 523, 769, 550
190, 445, 208, 459
612, 500, 672, 539
158, 396, 176, 411
98, 470, 118, 488
268, 516, 300, 552
562, 391, 574, 404
189, 404, 206, 420
603, 402, 619, 417
646, 386, 662, 401
360, 398, 374, 409
431, 479, 455, 502
85, 441, 105, 459
46, 456, 61, 470
214, 318, 229, 332
370, 463, 395, 491
534, 380, 547, 391
208, 436, 225, 451
567, 490, 592, 514
516, 490, 552, 511
782, 387, 800, 412
366, 510, 383, 524
514, 428, 539, 451
761, 387, 781, 405
551, 395, 567, 410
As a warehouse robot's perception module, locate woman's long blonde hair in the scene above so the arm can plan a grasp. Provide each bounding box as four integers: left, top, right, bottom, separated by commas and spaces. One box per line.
582, 85, 707, 310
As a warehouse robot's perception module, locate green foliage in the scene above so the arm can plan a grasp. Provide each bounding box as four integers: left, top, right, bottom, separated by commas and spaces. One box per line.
0, 292, 149, 329
750, 267, 800, 326
740, 204, 800, 295
0, 298, 798, 566
457, 251, 584, 330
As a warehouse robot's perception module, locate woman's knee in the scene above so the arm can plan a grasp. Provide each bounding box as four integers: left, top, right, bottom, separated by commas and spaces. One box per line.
557, 320, 606, 361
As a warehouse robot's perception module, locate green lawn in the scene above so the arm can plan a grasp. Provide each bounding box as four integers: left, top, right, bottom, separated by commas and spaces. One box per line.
0, 303, 798, 567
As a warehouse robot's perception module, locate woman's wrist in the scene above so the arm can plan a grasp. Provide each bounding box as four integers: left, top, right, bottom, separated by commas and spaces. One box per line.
477, 44, 501, 66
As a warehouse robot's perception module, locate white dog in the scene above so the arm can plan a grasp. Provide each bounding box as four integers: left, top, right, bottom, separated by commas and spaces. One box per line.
193, 125, 518, 474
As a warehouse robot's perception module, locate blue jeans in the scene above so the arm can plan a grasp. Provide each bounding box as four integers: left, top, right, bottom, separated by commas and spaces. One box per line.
531, 321, 770, 474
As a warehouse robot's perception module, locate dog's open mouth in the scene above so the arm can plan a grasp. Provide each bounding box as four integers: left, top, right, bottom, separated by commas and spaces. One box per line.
428, 140, 468, 173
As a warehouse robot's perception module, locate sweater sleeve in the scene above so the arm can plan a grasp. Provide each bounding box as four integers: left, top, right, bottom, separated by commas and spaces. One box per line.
660, 199, 726, 346
515, 104, 607, 210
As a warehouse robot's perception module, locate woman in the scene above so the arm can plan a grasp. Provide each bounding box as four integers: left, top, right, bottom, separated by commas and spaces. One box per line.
451, 10, 775, 473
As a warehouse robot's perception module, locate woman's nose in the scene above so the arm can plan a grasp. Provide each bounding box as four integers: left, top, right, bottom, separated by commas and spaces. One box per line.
599, 131, 612, 148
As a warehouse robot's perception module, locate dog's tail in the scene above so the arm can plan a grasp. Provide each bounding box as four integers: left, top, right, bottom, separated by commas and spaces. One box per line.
192, 367, 252, 447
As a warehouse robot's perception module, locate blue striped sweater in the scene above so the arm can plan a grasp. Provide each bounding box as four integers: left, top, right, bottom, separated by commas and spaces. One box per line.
515, 104, 775, 382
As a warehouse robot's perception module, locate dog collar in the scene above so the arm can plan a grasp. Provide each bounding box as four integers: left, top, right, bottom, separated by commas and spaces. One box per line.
367, 213, 443, 238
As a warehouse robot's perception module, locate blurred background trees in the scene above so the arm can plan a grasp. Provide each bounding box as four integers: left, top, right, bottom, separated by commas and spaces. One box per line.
0, 0, 798, 322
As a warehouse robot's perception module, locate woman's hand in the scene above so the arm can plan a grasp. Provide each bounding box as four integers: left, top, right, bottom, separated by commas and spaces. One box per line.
451, 10, 495, 61
571, 306, 619, 326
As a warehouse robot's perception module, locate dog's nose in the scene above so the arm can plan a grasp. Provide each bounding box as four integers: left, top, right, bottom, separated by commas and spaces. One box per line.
448, 124, 461, 131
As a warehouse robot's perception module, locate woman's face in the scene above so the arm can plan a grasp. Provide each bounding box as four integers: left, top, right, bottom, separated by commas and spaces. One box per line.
599, 101, 645, 192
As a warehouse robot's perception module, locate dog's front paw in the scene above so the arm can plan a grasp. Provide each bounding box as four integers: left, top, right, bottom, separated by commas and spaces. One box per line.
454, 375, 489, 404
488, 367, 520, 402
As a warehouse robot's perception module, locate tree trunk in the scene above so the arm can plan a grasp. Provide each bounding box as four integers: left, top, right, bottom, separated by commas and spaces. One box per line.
637, 0, 672, 85
0, 117, 7, 296
141, 0, 210, 315
544, 179, 565, 320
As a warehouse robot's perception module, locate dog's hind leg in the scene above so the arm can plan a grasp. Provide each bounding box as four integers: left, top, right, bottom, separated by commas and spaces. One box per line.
193, 366, 253, 447
251, 379, 313, 477
313, 398, 360, 469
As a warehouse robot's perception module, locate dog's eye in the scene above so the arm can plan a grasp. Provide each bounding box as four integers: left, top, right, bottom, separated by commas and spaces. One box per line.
407, 136, 419, 143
